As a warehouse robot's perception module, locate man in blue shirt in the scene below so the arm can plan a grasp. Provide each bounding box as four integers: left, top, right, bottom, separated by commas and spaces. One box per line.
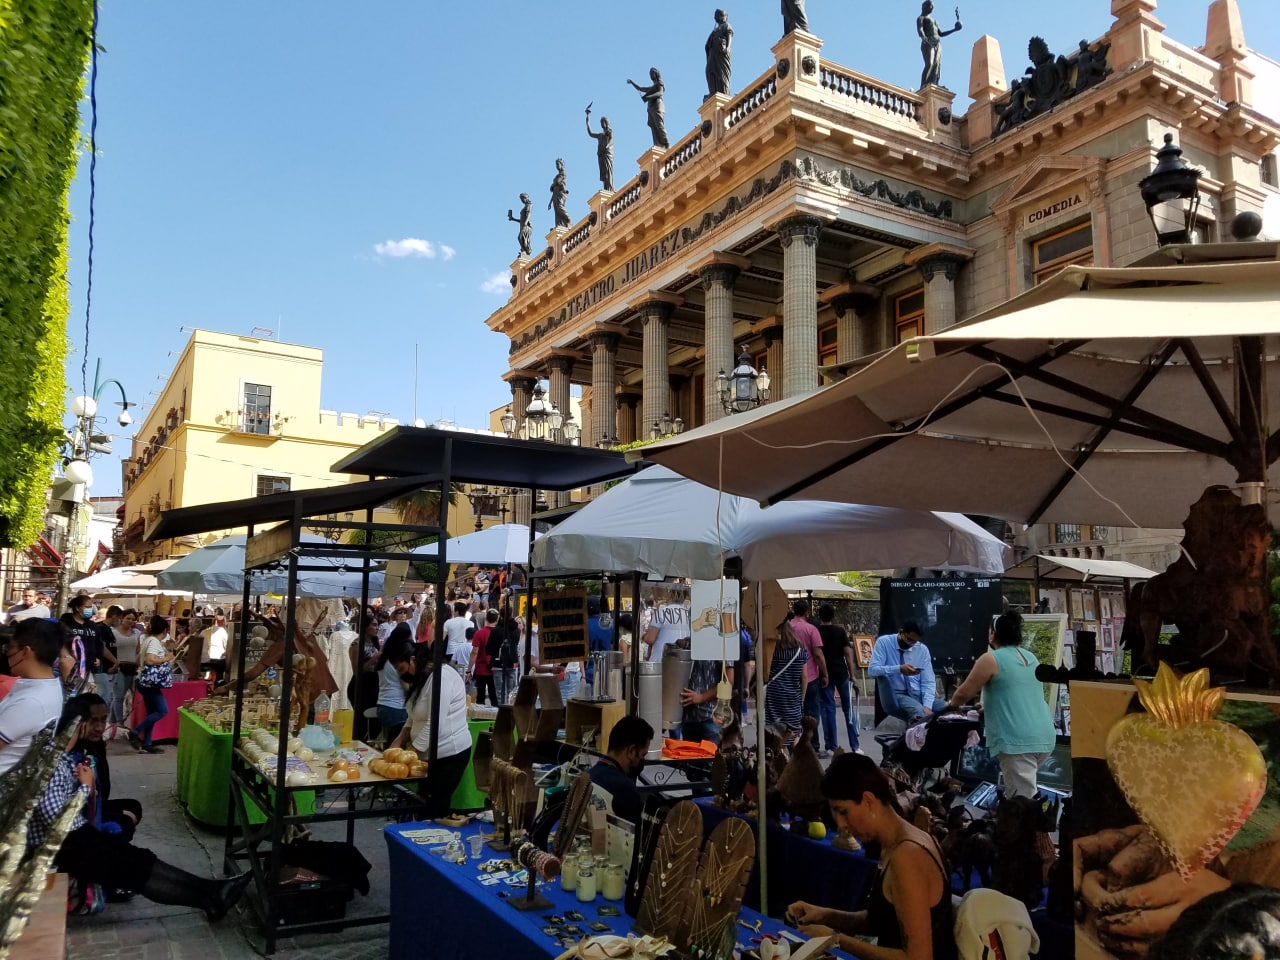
867, 620, 945, 722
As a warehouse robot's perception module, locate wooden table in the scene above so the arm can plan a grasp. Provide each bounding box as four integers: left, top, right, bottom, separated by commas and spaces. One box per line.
10, 874, 67, 960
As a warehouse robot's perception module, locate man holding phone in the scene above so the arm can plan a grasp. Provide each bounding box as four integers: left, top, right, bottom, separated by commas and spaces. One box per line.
867, 620, 945, 723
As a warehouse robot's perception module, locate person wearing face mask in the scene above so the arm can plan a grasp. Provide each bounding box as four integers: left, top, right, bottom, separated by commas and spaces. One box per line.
868, 620, 945, 724
588, 714, 653, 827
945, 611, 1055, 799
60, 594, 117, 695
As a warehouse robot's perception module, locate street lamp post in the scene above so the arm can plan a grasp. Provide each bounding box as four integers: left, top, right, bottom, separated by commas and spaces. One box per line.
1140, 133, 1203, 246
717, 347, 771, 415
57, 359, 133, 609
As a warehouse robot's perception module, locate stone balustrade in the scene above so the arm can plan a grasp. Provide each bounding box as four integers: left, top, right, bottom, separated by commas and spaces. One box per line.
725, 71, 778, 130
818, 63, 922, 122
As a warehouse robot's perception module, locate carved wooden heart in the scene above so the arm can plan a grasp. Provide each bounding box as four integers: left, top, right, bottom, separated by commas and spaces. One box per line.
1105, 665, 1267, 880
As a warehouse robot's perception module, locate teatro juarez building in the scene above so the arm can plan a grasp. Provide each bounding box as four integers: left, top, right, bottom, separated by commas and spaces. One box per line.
486, 0, 1278, 530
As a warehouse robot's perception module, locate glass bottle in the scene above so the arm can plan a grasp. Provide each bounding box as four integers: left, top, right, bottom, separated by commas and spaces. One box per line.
560, 852, 579, 892
602, 863, 625, 901
575, 860, 597, 902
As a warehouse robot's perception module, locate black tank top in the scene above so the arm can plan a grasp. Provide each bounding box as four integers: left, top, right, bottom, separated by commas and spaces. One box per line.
866, 837, 957, 960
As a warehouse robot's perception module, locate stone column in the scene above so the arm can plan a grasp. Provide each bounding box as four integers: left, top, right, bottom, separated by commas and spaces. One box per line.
828, 283, 881, 363
696, 256, 750, 423
546, 355, 575, 506
508, 376, 535, 524
616, 391, 640, 444
637, 297, 679, 432
776, 215, 825, 399
589, 332, 620, 447
917, 255, 965, 335
762, 325, 785, 402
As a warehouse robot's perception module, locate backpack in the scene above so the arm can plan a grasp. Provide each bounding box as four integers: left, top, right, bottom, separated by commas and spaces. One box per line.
488, 626, 516, 669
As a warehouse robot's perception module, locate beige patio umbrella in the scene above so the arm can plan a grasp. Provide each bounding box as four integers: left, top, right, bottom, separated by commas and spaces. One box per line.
635, 260, 1280, 530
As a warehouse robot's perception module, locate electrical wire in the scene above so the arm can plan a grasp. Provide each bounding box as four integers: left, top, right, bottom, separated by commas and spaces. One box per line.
733, 351, 1193, 565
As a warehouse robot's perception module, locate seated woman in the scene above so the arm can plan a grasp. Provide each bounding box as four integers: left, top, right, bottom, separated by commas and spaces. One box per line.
27, 698, 250, 920
386, 642, 471, 819
789, 752, 957, 960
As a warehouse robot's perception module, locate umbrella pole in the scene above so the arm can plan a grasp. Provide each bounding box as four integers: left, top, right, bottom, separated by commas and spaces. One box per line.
754, 581, 768, 917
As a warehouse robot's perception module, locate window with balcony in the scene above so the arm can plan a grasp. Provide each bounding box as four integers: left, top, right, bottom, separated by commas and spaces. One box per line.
242, 382, 272, 435
256, 474, 291, 497
894, 288, 925, 343
1054, 523, 1082, 544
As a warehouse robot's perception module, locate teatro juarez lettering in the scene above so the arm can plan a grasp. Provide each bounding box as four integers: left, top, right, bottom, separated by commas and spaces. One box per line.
1026, 192, 1084, 225
558, 224, 689, 323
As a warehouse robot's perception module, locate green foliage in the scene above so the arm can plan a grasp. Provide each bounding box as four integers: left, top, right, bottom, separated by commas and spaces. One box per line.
0, 0, 94, 546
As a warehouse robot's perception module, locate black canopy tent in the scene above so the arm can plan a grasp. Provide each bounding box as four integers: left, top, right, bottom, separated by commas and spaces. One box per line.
146, 427, 639, 947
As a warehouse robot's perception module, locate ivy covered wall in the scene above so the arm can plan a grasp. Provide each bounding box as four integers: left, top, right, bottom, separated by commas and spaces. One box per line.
0, 0, 94, 546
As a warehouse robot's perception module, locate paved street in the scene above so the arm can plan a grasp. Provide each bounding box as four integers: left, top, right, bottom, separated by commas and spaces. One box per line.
65, 735, 394, 960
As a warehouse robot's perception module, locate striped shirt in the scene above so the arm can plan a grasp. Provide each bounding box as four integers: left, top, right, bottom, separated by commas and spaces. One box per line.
764, 644, 809, 731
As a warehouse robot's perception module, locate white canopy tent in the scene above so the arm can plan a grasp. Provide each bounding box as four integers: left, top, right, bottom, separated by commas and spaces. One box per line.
531, 466, 1010, 578
776, 575, 863, 595
413, 523, 539, 566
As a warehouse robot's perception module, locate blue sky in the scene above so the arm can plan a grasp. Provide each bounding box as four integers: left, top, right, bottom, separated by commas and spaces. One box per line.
66, 0, 1280, 494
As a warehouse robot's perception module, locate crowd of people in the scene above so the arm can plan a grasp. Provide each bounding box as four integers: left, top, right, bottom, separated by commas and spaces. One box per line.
0, 597, 249, 919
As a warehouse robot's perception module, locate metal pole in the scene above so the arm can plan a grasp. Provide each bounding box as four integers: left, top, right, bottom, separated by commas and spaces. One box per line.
754, 582, 768, 916
429, 441, 453, 771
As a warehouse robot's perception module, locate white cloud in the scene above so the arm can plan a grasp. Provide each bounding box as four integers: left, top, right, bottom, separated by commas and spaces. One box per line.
440, 245, 457, 261
374, 237, 442, 258
480, 271, 511, 295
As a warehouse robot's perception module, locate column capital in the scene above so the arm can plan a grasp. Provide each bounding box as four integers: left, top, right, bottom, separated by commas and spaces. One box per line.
691, 251, 753, 290
615, 387, 641, 407
820, 281, 881, 317
589, 331, 621, 353
772, 213, 826, 248
904, 241, 975, 283
760, 324, 785, 347
631, 291, 683, 325
507, 376, 536, 396
545, 353, 577, 376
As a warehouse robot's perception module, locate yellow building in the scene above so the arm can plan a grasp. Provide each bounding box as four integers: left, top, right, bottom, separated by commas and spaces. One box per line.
122, 329, 408, 561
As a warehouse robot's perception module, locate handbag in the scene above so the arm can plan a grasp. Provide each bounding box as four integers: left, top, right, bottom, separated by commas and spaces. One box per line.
137, 639, 173, 689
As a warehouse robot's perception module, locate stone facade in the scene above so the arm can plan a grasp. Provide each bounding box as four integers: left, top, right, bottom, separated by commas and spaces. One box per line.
485, 0, 1280, 567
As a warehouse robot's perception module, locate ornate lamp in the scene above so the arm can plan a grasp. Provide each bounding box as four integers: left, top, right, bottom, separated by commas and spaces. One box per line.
717, 348, 771, 414
524, 382, 553, 440
1140, 133, 1203, 246
500, 405, 517, 438
561, 412, 581, 445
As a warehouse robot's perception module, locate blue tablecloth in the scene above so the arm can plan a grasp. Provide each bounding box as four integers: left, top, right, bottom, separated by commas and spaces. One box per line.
697, 800, 878, 918
385, 820, 821, 960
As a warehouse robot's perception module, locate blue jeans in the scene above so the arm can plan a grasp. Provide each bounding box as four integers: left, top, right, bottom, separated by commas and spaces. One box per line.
803, 682, 837, 751
133, 687, 169, 746
679, 719, 721, 745
887, 693, 948, 723
834, 676, 860, 750
377, 704, 408, 745
494, 668, 518, 706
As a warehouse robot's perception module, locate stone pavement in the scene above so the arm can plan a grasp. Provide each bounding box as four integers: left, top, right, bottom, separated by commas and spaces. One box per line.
65, 735, 394, 960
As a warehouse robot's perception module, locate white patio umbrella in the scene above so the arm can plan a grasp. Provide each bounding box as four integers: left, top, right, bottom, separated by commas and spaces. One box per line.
158, 534, 384, 598
636, 260, 1280, 530
412, 522, 539, 565
530, 466, 1010, 577
776, 574, 863, 595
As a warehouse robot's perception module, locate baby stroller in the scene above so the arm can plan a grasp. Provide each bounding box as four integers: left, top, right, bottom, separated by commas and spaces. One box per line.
876, 710, 983, 793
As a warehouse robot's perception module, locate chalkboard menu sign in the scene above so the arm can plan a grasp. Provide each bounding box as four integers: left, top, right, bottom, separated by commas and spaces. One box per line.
536, 587, 589, 665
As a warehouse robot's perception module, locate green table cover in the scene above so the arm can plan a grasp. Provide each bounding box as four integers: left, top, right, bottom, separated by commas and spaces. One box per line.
176, 707, 315, 828
450, 716, 495, 811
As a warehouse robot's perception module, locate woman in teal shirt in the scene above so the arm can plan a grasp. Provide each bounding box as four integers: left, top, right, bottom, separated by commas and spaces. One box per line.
947, 611, 1056, 799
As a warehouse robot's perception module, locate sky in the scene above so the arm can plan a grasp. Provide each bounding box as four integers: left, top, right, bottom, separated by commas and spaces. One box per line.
65, 0, 1280, 495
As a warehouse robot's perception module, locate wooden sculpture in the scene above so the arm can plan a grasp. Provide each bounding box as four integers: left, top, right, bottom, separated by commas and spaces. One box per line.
1126, 486, 1280, 684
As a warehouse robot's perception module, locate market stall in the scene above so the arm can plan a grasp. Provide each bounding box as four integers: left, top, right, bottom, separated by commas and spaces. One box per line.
147, 428, 641, 952
127, 679, 207, 742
